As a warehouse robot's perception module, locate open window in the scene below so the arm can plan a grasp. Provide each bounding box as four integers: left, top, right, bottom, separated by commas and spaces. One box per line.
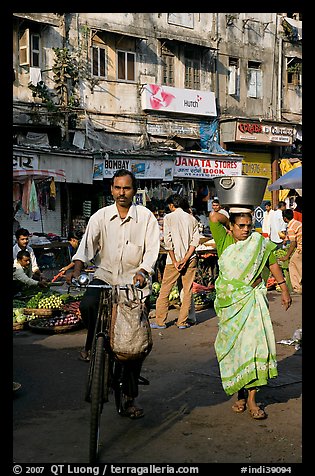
19, 27, 40, 67
117, 50, 136, 82
228, 57, 240, 96
91, 32, 107, 78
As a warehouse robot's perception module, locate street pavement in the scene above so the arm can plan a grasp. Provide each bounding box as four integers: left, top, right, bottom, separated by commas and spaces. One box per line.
12, 289, 302, 466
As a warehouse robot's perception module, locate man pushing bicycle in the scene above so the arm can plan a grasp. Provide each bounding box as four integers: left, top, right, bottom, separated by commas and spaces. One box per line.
67, 169, 160, 419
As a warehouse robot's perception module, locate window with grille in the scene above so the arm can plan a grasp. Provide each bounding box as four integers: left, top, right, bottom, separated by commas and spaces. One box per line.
117, 50, 136, 82
161, 44, 174, 86
228, 57, 240, 96
91, 45, 107, 78
185, 49, 200, 89
247, 61, 262, 98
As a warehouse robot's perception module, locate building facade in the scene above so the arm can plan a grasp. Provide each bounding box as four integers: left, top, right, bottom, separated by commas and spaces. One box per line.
13, 13, 302, 235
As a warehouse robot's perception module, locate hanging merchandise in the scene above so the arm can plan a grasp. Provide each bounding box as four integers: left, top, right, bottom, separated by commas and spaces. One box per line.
37, 180, 49, 210
22, 177, 32, 214
29, 179, 41, 221
83, 200, 92, 218
13, 183, 22, 209
48, 178, 56, 211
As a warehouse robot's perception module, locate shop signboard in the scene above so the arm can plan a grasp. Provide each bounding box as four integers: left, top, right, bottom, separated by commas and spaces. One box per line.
130, 160, 174, 181
13, 152, 39, 171
96, 158, 174, 181
174, 155, 242, 179
141, 84, 217, 117
93, 157, 105, 180
235, 121, 294, 145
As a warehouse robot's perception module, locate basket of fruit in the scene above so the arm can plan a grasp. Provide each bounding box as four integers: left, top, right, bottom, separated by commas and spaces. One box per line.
24, 293, 64, 318
23, 308, 57, 317
13, 308, 28, 331
28, 314, 83, 334
13, 321, 25, 331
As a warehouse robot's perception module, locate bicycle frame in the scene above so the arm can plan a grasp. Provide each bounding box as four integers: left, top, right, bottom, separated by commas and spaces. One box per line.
73, 279, 142, 463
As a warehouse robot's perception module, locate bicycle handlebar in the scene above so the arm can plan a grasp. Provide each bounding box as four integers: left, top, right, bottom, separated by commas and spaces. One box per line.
71, 273, 140, 290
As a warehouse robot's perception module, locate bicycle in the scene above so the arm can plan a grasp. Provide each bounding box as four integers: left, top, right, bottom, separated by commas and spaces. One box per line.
72, 273, 149, 463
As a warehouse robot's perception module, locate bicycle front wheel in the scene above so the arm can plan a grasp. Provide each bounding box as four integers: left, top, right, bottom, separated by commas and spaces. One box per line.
89, 335, 105, 463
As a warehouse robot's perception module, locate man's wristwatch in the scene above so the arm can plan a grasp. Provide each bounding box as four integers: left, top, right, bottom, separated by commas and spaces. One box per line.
137, 271, 147, 280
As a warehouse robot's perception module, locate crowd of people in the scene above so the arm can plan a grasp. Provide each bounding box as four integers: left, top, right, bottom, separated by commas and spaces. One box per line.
13, 171, 301, 422
261, 198, 302, 293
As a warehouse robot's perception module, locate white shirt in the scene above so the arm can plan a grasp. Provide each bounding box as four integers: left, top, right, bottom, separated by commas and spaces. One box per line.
269, 209, 287, 243
262, 209, 275, 235
163, 208, 200, 265
72, 203, 160, 294
13, 244, 39, 273
13, 260, 39, 287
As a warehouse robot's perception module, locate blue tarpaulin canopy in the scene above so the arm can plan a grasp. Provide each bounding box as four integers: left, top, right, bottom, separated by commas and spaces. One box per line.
268, 166, 302, 191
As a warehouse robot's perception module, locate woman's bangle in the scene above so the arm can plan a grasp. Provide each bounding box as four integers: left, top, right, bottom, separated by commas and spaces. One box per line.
277, 280, 286, 285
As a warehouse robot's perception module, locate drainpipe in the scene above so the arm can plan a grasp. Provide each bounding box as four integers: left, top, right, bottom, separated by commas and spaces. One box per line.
274, 15, 283, 205
277, 16, 282, 121
215, 13, 220, 114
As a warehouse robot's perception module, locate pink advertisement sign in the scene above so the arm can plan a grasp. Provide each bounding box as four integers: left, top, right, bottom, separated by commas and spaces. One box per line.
141, 84, 217, 117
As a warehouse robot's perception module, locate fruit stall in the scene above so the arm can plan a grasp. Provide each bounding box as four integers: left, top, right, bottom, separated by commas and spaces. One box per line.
13, 289, 84, 334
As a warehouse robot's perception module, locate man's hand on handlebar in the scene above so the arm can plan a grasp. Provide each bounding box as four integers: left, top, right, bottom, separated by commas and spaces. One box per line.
133, 270, 147, 289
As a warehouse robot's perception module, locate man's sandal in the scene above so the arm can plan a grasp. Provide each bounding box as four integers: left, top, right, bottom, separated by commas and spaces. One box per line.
121, 400, 144, 419
122, 405, 144, 419
232, 399, 247, 413
79, 349, 90, 362
248, 407, 267, 420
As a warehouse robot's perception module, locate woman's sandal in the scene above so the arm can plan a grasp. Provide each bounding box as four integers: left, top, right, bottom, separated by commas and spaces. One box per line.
232, 399, 247, 413
248, 407, 267, 420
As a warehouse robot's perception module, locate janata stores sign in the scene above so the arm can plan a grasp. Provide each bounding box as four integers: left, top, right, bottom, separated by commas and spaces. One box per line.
141, 84, 217, 117
174, 154, 243, 179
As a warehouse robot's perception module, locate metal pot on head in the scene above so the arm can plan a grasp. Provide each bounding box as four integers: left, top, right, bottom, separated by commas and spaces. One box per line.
212, 176, 269, 208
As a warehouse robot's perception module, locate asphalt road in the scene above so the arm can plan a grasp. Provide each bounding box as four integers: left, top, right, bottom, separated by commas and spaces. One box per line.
12, 290, 302, 469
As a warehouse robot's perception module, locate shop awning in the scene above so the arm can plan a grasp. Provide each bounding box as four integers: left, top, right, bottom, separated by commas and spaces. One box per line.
13, 169, 66, 183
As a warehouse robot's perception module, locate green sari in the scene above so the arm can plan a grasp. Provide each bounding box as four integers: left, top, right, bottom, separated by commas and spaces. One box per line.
214, 231, 278, 395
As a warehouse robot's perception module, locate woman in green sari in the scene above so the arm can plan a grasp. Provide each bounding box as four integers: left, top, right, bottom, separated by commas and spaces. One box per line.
209, 209, 292, 419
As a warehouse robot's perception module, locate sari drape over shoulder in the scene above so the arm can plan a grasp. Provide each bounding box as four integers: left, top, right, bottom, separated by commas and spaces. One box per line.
214, 232, 278, 395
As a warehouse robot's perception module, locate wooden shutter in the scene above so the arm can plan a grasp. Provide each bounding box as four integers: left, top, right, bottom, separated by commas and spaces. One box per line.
19, 28, 30, 66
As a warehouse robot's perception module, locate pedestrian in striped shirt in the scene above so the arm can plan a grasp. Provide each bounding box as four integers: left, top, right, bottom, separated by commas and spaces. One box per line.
278, 209, 302, 294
